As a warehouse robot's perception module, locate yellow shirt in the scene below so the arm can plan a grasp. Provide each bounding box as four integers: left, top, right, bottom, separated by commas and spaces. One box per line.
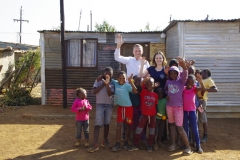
197, 78, 216, 101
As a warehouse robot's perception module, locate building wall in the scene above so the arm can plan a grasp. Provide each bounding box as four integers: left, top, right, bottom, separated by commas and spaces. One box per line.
149, 43, 166, 65
166, 24, 179, 59
0, 50, 14, 83
42, 31, 165, 106
183, 22, 240, 107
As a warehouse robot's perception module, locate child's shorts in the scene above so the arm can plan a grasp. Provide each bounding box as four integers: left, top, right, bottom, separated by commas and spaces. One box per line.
166, 106, 183, 126
117, 106, 133, 125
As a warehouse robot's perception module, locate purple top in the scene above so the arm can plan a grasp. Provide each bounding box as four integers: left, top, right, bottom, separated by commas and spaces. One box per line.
164, 66, 188, 107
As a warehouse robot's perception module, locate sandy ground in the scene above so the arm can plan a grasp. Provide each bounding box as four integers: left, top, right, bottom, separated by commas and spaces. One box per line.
0, 105, 240, 160
0, 83, 240, 159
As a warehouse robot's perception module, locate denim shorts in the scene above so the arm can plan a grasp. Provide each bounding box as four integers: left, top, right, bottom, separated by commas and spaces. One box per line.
95, 104, 113, 126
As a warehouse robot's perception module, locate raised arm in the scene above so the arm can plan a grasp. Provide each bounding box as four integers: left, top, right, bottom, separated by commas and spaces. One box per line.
196, 75, 205, 91
93, 77, 105, 94
128, 74, 138, 94
114, 34, 129, 64
140, 57, 149, 78
102, 75, 114, 96
177, 57, 188, 84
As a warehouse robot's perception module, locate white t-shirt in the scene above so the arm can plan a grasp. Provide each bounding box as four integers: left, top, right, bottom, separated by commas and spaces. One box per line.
114, 48, 150, 77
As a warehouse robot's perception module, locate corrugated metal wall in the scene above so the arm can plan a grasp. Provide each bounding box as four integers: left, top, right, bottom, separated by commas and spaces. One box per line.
44, 43, 120, 106
166, 25, 179, 59
183, 22, 240, 106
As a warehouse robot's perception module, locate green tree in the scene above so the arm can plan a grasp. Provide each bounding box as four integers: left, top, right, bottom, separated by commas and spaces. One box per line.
140, 22, 162, 32
95, 21, 117, 32
145, 22, 150, 31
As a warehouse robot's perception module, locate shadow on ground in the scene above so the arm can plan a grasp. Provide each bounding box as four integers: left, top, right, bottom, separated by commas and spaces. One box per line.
1, 105, 240, 160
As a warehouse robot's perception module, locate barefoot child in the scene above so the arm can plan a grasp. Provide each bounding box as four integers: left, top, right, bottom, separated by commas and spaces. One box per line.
153, 87, 167, 150
128, 77, 158, 152
71, 88, 92, 147
164, 57, 193, 156
104, 71, 138, 152
198, 69, 218, 143
183, 74, 205, 154
87, 67, 114, 153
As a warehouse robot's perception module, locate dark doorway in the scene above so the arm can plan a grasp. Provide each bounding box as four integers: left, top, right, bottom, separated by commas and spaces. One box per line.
120, 43, 150, 72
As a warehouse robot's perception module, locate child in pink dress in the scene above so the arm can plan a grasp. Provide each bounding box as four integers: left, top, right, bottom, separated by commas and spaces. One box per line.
71, 88, 92, 147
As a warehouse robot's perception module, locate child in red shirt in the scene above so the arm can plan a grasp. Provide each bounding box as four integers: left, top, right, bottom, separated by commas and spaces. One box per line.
128, 77, 158, 152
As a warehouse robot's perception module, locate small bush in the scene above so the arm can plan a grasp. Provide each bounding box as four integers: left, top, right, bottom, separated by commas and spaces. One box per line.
0, 85, 33, 106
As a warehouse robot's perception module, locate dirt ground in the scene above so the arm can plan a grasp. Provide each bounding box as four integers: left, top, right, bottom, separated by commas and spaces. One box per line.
0, 105, 240, 160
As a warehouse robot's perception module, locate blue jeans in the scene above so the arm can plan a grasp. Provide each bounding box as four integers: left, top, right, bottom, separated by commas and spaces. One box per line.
183, 111, 200, 147
76, 120, 89, 139
95, 104, 113, 126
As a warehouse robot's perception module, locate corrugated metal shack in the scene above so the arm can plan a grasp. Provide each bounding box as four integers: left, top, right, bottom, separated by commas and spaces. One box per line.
164, 19, 240, 118
38, 31, 166, 106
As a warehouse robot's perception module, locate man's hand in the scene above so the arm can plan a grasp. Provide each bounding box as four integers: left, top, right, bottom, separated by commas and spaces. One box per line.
140, 57, 147, 66
116, 34, 124, 49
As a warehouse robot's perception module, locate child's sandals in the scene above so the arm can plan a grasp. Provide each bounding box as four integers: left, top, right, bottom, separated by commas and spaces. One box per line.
167, 145, 179, 152
182, 149, 193, 156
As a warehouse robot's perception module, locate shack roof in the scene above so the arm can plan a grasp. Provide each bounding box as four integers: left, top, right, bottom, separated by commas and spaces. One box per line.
163, 18, 240, 32
37, 30, 163, 33
0, 41, 39, 50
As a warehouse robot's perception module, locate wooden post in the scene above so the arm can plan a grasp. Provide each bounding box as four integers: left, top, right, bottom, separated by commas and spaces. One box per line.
40, 33, 46, 105
60, 0, 67, 108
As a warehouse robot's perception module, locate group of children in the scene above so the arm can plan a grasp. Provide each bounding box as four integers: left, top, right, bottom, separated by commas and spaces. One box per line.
71, 55, 218, 156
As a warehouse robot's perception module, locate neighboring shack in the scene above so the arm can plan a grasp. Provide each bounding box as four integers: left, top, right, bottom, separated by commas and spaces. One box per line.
38, 31, 166, 106
164, 19, 240, 117
0, 47, 27, 84
0, 41, 39, 85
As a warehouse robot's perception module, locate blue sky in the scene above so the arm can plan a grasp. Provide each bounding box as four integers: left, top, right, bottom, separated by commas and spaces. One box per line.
0, 0, 239, 45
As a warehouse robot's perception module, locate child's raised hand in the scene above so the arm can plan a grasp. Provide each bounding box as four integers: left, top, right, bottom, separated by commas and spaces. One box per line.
196, 74, 203, 83
176, 56, 186, 69
128, 74, 134, 83
140, 57, 147, 66
185, 59, 191, 69
116, 34, 124, 48
102, 74, 110, 84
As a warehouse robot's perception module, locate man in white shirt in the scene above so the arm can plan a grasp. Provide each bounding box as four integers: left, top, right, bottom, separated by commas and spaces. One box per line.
113, 34, 149, 150
114, 34, 150, 77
